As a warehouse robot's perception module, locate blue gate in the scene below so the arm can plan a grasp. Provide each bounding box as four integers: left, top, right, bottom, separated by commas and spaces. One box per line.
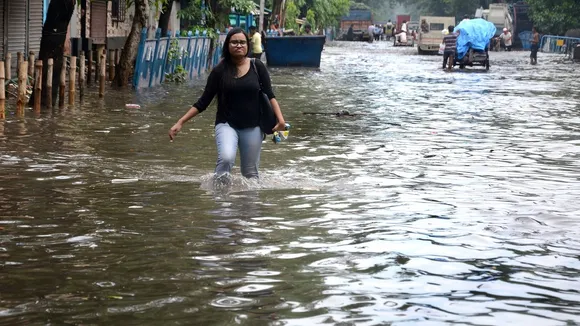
133, 28, 226, 89
539, 35, 580, 57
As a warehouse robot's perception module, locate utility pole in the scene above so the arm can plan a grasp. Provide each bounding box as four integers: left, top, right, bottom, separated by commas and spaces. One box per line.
259, 0, 265, 32
280, 0, 286, 30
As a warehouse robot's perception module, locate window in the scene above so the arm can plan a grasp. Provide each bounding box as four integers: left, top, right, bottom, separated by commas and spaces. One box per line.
430, 23, 445, 32
112, 0, 126, 22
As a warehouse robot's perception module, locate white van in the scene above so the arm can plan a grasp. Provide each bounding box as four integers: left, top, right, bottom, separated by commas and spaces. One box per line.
417, 16, 456, 54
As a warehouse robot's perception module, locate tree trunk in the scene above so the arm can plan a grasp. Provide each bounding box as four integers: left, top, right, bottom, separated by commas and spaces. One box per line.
206, 0, 229, 70
114, 0, 149, 87
271, 0, 283, 28
158, 0, 174, 37
29, 0, 75, 107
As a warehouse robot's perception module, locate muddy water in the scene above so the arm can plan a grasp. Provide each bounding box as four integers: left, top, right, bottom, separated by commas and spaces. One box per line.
1, 42, 580, 325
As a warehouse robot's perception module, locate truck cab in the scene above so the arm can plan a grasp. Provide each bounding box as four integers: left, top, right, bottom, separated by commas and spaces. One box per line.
417, 16, 456, 54
476, 4, 513, 37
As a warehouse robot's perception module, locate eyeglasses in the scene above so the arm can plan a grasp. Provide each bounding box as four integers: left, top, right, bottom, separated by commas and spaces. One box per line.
229, 40, 247, 46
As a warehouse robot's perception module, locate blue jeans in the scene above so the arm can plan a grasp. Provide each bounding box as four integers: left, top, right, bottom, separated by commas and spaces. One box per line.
215, 123, 262, 178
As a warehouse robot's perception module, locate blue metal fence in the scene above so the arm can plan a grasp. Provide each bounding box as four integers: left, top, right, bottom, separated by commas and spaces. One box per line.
540, 35, 580, 56
133, 28, 226, 89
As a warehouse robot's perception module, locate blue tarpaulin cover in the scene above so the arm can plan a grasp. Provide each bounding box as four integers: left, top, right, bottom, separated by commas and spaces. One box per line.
455, 18, 497, 59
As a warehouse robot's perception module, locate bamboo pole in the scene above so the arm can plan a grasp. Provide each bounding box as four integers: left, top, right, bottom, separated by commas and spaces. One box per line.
5, 53, 11, 81
87, 50, 93, 86
96, 46, 104, 83
0, 62, 5, 120
17, 52, 23, 72
59, 57, 66, 108
17, 61, 28, 116
108, 50, 115, 81
69, 56, 76, 105
34, 60, 43, 113
46, 59, 53, 108
28, 52, 35, 78
79, 52, 85, 98
259, 0, 265, 32
99, 54, 106, 97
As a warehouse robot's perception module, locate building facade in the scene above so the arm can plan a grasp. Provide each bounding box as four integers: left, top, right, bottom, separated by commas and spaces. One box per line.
0, 0, 45, 76
69, 0, 181, 55
0, 0, 181, 74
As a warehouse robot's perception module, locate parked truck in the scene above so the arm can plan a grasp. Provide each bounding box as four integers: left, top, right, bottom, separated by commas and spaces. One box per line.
475, 3, 513, 37
340, 8, 373, 41
417, 16, 456, 54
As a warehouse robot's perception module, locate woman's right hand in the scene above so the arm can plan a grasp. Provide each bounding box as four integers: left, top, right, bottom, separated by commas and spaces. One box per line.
169, 122, 183, 141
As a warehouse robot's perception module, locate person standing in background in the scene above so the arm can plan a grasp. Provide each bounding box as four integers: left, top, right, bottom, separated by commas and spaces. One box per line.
367, 24, 375, 43
530, 26, 540, 65
347, 24, 354, 41
249, 26, 263, 60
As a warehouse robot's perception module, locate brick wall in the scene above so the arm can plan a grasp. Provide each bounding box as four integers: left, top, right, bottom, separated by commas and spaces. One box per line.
107, 1, 133, 38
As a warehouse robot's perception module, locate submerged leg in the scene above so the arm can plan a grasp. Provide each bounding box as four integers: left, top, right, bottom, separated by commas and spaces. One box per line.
448, 53, 454, 71
238, 126, 263, 179
214, 123, 238, 177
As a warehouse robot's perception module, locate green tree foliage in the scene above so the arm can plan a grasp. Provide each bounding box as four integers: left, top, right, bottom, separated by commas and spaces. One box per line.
284, 0, 302, 31
310, 0, 350, 29
350, 2, 371, 10
357, 0, 391, 10
526, 0, 580, 35
306, 8, 316, 27
278, 0, 349, 30
178, 0, 208, 24
392, 0, 479, 19
179, 0, 255, 29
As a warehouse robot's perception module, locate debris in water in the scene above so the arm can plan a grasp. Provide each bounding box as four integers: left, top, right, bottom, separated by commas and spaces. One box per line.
125, 104, 141, 109
111, 178, 139, 184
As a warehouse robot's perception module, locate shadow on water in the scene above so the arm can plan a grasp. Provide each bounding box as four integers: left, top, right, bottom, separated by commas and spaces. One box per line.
1, 41, 580, 325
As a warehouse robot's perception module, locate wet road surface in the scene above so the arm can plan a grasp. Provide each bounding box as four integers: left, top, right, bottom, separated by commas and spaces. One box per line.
1, 41, 580, 325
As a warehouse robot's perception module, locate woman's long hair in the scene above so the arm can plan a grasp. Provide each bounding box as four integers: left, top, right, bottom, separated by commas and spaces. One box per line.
219, 28, 250, 109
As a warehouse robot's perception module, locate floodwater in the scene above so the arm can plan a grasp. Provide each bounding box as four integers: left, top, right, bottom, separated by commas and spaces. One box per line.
1, 42, 580, 325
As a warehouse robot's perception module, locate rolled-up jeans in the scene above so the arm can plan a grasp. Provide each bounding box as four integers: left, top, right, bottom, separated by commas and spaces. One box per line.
215, 123, 262, 178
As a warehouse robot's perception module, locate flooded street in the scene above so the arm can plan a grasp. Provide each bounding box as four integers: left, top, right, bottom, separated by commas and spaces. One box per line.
1, 41, 580, 325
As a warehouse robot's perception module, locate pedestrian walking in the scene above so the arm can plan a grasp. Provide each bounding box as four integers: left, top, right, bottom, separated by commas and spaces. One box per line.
168, 28, 287, 180
499, 28, 512, 51
442, 25, 458, 70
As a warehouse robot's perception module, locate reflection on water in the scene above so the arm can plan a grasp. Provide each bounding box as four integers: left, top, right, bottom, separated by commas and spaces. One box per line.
1, 42, 580, 325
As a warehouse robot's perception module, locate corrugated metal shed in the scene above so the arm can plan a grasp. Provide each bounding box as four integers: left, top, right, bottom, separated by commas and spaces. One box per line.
91, 0, 107, 44
0, 0, 4, 60
28, 0, 44, 55
8, 1, 27, 76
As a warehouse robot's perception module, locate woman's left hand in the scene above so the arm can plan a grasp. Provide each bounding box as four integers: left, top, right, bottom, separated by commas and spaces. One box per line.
273, 120, 287, 132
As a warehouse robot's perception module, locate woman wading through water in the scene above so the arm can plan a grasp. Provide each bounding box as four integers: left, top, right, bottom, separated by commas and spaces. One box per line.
169, 28, 286, 180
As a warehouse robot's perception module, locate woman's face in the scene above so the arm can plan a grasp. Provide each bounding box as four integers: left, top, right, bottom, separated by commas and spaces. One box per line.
228, 33, 248, 58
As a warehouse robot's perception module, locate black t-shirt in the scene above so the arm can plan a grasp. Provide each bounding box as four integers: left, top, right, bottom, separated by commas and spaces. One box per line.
193, 59, 275, 129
